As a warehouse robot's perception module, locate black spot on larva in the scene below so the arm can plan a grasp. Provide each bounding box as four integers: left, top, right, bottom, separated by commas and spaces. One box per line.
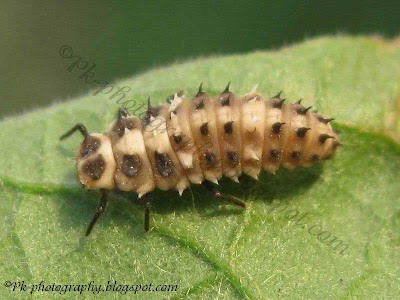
291, 151, 301, 160
296, 106, 312, 115
80, 136, 101, 159
296, 127, 311, 138
270, 149, 281, 160
221, 95, 231, 106
272, 122, 285, 134
143, 106, 162, 125
121, 154, 141, 177
154, 152, 174, 177
173, 134, 182, 144
311, 154, 320, 162
319, 134, 334, 144
148, 105, 161, 117
82, 155, 106, 180
200, 123, 209, 135
227, 151, 238, 164
204, 151, 217, 167
272, 98, 285, 109
113, 118, 135, 137
317, 116, 335, 124
195, 100, 204, 109
224, 121, 234, 134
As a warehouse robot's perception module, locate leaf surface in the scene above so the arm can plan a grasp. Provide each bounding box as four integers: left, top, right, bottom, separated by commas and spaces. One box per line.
1, 36, 400, 299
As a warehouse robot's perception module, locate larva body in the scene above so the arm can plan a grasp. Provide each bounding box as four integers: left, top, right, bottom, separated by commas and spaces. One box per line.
63, 84, 340, 234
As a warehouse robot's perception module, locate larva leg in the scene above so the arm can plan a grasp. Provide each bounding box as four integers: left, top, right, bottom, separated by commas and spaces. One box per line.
59, 123, 89, 140
143, 194, 152, 232
86, 190, 108, 236
203, 181, 246, 208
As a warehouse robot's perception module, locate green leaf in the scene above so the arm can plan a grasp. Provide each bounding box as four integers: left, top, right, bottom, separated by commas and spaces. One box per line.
1, 35, 400, 299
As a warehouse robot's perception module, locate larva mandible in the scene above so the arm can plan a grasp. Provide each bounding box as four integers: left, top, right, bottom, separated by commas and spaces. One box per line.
60, 83, 340, 236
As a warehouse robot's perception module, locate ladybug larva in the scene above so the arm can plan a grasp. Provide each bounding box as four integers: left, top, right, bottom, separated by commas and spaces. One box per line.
60, 83, 340, 236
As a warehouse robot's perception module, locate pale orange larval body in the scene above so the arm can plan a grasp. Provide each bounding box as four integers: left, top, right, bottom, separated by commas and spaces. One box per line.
75, 85, 340, 197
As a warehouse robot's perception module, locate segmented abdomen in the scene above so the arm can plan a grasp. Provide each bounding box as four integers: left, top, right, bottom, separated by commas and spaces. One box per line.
76, 86, 340, 197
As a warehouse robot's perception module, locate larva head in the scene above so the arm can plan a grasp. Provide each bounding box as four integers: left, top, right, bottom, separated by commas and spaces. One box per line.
60, 124, 116, 190
76, 133, 116, 190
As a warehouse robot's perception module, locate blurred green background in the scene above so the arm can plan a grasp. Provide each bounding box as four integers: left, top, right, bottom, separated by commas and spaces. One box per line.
1, 0, 399, 119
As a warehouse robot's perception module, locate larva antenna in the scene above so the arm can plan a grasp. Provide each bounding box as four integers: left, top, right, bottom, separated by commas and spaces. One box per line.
60, 123, 89, 140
